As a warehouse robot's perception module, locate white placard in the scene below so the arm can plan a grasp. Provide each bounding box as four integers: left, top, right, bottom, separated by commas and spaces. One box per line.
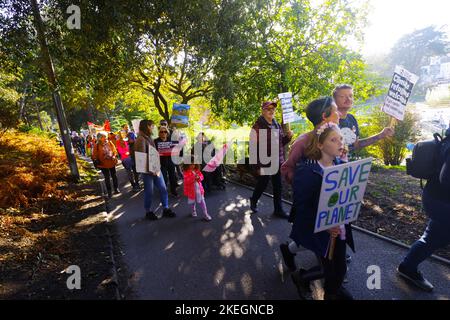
148, 145, 161, 174
314, 158, 373, 233
278, 92, 295, 124
131, 119, 141, 135
135, 146, 161, 174
135, 151, 148, 173
381, 66, 419, 121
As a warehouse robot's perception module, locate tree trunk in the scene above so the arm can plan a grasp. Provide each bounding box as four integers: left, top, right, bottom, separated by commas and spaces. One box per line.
31, 0, 79, 180
36, 103, 44, 131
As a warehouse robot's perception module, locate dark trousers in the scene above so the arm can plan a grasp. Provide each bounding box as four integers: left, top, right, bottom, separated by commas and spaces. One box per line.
130, 154, 140, 185
320, 238, 347, 295
100, 167, 118, 192
251, 169, 283, 212
402, 219, 450, 272
161, 160, 178, 194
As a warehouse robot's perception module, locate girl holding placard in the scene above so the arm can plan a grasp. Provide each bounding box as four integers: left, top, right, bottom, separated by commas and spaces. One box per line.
289, 122, 355, 300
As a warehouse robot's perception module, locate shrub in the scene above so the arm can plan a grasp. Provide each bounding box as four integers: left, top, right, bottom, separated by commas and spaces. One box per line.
0, 131, 68, 208
358, 108, 420, 165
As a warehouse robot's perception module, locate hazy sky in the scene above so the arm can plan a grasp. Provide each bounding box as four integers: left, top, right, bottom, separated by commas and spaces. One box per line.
362, 0, 450, 56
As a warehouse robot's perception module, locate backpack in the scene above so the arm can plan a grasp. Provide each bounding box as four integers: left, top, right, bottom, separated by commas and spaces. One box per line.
406, 133, 450, 181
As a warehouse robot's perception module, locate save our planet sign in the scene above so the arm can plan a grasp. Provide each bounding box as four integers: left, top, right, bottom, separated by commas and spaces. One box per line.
314, 158, 373, 233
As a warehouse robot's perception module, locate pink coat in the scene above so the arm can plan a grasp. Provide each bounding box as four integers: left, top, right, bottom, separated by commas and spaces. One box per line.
280, 132, 311, 184
116, 140, 130, 160
183, 169, 204, 200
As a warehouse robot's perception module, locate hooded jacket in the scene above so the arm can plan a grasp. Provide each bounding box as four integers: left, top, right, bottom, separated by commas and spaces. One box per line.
290, 159, 355, 257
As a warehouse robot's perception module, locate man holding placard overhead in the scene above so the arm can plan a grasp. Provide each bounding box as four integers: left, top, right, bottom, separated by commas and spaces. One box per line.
333, 84, 395, 159
333, 85, 394, 265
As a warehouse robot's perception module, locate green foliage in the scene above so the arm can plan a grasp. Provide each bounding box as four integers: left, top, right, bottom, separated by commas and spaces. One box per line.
0, 70, 21, 131
1, 0, 389, 133
17, 123, 57, 139
212, 0, 378, 124
358, 108, 420, 165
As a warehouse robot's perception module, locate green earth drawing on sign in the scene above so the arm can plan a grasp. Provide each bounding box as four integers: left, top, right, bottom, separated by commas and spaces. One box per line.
328, 192, 339, 207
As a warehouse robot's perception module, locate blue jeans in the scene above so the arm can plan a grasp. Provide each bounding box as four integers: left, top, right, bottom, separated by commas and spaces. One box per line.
142, 173, 169, 212
402, 219, 450, 272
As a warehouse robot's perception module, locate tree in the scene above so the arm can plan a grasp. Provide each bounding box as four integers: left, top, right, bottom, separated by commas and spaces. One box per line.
0, 69, 21, 134
211, 0, 378, 124
129, 0, 255, 123
388, 26, 449, 77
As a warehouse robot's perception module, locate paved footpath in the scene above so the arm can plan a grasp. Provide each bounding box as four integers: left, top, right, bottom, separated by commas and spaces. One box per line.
106, 168, 450, 300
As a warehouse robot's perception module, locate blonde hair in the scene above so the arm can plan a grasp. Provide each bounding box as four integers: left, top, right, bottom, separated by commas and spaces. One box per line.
304, 126, 341, 160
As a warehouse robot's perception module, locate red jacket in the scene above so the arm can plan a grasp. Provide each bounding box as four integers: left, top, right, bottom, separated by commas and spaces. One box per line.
183, 169, 204, 200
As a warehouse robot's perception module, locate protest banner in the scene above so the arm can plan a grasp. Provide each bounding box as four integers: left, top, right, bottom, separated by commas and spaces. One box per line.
171, 104, 190, 128
87, 121, 104, 134
155, 140, 174, 157
135, 146, 161, 174
278, 92, 296, 124
131, 119, 141, 135
381, 65, 419, 121
203, 143, 230, 173
314, 157, 373, 234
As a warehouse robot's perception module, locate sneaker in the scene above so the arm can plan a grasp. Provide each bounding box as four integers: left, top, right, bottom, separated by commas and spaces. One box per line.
273, 210, 289, 219
191, 211, 197, 217
250, 198, 258, 213
163, 208, 176, 218
397, 263, 434, 292
145, 211, 158, 220
291, 269, 311, 300
202, 215, 212, 222
280, 242, 297, 271
346, 253, 352, 264
114, 188, 121, 194
343, 264, 349, 283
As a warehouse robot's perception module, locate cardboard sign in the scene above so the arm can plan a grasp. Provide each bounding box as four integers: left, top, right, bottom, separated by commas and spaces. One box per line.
135, 151, 147, 173
278, 92, 296, 124
314, 158, 373, 233
381, 66, 419, 121
171, 104, 190, 128
135, 146, 161, 174
131, 119, 141, 135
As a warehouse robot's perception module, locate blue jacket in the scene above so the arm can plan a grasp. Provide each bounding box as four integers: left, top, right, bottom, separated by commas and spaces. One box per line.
290, 159, 355, 257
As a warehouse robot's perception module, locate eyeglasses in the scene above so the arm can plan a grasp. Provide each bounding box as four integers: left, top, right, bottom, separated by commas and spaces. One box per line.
159, 131, 168, 134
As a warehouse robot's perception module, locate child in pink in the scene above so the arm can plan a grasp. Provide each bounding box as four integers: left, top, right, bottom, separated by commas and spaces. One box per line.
116, 130, 139, 189
183, 161, 212, 221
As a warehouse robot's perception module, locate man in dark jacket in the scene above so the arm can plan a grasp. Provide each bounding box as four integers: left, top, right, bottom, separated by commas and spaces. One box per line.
397, 136, 450, 292
249, 101, 293, 218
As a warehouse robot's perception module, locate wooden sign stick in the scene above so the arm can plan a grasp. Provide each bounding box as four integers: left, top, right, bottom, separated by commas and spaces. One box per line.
328, 237, 336, 261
